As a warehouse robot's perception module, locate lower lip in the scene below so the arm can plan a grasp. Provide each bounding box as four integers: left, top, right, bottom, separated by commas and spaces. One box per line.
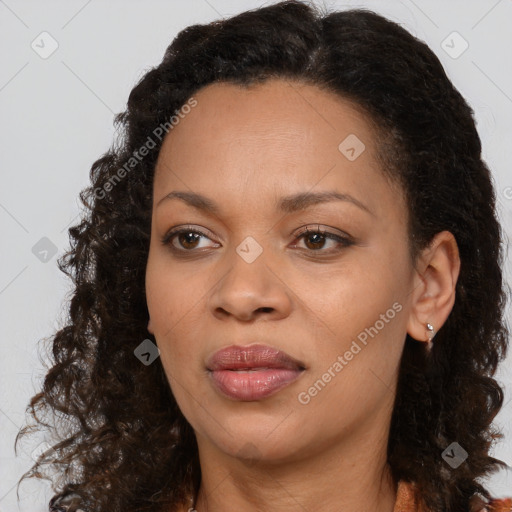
209, 368, 304, 400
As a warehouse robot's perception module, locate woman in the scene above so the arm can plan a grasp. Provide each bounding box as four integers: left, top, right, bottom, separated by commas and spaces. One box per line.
16, 1, 511, 511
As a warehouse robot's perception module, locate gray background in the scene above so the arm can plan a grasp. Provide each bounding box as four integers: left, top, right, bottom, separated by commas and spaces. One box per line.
1, 0, 511, 510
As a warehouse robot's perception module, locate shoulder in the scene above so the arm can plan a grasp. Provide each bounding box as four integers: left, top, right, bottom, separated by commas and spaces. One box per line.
394, 480, 512, 512
487, 497, 512, 512
471, 493, 512, 512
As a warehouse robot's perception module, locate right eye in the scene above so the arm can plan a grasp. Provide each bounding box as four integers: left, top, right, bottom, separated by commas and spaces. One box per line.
161, 226, 219, 252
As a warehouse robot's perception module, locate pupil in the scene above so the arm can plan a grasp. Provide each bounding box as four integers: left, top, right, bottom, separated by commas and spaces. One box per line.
307, 233, 324, 249
181, 233, 199, 248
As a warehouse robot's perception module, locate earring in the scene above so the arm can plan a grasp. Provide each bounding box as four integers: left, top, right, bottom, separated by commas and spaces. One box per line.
426, 323, 435, 351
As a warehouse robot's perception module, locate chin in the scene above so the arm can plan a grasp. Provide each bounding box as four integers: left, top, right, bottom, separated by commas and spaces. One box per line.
197, 415, 307, 463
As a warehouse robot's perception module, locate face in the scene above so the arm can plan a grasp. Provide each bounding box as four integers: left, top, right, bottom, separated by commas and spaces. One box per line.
145, 78, 417, 465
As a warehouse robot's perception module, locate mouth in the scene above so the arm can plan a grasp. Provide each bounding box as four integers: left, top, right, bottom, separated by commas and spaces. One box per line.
206, 344, 306, 401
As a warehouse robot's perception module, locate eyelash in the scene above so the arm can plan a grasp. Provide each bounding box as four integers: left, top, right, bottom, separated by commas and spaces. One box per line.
160, 225, 354, 255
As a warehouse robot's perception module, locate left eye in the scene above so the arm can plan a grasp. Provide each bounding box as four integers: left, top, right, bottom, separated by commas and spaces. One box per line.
293, 226, 353, 252
161, 225, 353, 254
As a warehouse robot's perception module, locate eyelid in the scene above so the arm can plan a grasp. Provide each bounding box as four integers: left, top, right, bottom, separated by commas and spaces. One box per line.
161, 223, 355, 254
294, 224, 353, 241
161, 224, 218, 246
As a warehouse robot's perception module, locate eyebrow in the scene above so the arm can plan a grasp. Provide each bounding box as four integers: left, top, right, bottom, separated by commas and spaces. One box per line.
156, 190, 374, 216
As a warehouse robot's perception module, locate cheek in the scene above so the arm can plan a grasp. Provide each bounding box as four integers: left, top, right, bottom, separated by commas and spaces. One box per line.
145, 261, 201, 382
302, 252, 410, 384
315, 263, 403, 332
146, 252, 205, 334
145, 277, 201, 408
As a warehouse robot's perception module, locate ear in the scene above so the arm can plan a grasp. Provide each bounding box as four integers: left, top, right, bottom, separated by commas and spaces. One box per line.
406, 230, 461, 344
147, 317, 154, 335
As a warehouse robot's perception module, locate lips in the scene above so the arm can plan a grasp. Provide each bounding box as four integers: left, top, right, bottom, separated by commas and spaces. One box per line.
206, 344, 306, 401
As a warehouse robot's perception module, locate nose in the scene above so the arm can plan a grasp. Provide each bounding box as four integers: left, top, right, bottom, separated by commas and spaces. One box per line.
208, 247, 293, 322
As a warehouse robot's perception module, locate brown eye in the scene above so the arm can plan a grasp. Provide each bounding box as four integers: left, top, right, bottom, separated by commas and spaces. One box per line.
161, 227, 217, 252
176, 231, 201, 250
302, 231, 328, 250
160, 225, 353, 256
294, 226, 353, 253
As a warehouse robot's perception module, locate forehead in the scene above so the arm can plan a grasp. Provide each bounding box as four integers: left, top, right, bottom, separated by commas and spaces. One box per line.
165, 79, 373, 142
155, 79, 379, 174
152, 78, 395, 221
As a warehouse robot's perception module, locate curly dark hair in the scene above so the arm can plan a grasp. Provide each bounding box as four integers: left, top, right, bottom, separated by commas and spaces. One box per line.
15, 1, 510, 511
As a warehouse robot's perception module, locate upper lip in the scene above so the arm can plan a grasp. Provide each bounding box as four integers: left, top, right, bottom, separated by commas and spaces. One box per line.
206, 344, 306, 371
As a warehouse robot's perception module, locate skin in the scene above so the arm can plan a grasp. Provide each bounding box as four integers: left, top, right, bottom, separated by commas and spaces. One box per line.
145, 78, 460, 512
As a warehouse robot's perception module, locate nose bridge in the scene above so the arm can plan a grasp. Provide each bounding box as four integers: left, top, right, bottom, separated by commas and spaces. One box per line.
208, 233, 291, 319
223, 234, 272, 300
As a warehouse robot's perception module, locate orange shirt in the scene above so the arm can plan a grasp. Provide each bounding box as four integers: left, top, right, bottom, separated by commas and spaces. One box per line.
394, 480, 512, 512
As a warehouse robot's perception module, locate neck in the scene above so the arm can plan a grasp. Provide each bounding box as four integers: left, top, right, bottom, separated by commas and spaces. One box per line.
191, 430, 397, 512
